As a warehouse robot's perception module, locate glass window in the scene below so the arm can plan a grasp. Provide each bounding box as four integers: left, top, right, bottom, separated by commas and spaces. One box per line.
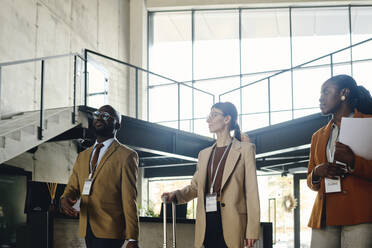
257, 174, 294, 247
194, 10, 240, 79
352, 61, 372, 91
242, 9, 290, 73
351, 7, 372, 44
269, 71, 292, 112
242, 80, 268, 114
149, 84, 178, 123
292, 7, 350, 66
242, 113, 269, 131
146, 177, 196, 219
292, 67, 330, 110
299, 179, 318, 247
149, 12, 192, 83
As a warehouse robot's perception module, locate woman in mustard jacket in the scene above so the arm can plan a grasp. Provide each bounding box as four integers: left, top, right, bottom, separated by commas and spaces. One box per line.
307, 74, 372, 248
162, 102, 260, 248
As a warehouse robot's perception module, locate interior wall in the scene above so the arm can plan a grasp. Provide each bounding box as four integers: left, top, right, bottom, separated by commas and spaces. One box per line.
0, 0, 131, 116
147, 0, 372, 9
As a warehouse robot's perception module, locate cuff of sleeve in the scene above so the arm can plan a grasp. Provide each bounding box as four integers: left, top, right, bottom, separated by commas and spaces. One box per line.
311, 169, 321, 184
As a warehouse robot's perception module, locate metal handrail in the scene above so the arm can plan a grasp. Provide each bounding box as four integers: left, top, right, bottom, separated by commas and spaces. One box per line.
0, 52, 85, 140
85, 49, 214, 97
84, 49, 215, 129
0, 52, 85, 67
219, 37, 372, 97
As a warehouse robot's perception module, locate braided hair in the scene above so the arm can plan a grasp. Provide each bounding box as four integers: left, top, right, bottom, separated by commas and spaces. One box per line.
211, 102, 241, 141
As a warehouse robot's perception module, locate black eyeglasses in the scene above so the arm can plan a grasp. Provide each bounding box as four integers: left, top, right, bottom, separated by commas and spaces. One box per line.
92, 111, 113, 121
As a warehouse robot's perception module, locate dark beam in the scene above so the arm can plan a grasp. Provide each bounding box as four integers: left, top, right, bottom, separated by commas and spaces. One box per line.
247, 113, 329, 155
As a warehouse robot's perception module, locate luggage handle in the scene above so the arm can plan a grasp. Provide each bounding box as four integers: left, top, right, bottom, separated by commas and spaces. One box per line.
162, 196, 176, 248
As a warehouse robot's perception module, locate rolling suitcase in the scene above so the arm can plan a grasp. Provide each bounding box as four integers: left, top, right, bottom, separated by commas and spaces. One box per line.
162, 196, 176, 248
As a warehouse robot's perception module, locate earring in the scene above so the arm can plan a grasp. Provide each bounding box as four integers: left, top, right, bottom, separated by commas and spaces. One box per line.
341, 95, 346, 101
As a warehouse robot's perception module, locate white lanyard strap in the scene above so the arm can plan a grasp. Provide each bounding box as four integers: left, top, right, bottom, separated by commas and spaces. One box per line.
209, 139, 232, 194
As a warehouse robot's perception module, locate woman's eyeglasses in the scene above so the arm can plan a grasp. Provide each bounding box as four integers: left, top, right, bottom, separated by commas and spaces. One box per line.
207, 112, 224, 120
92, 111, 113, 121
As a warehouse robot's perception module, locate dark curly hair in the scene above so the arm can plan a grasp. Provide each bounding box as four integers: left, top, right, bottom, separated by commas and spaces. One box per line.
327, 74, 372, 114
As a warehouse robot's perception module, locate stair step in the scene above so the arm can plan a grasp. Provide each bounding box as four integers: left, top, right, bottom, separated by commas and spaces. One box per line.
7, 130, 21, 141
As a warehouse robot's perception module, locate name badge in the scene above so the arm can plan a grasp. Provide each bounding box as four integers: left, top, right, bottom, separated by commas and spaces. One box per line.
206, 193, 217, 212
325, 177, 341, 193
82, 179, 93, 195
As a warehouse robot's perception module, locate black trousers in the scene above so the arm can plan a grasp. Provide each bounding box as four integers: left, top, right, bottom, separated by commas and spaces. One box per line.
85, 221, 125, 248
204, 202, 228, 248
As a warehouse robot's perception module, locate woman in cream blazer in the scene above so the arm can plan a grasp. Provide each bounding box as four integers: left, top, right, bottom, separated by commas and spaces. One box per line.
162, 102, 260, 248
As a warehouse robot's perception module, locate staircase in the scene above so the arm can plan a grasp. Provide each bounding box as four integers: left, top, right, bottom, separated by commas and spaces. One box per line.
0, 107, 86, 164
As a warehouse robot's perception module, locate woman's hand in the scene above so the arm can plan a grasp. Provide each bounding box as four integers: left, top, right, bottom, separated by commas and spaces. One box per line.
241, 133, 251, 142
244, 239, 258, 248
313, 162, 347, 179
334, 142, 355, 167
161, 191, 176, 203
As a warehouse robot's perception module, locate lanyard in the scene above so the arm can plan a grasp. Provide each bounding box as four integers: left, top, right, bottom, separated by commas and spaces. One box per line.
209, 139, 232, 194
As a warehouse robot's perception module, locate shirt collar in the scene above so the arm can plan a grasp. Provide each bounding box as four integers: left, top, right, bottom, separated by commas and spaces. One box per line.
93, 137, 115, 149
332, 112, 354, 128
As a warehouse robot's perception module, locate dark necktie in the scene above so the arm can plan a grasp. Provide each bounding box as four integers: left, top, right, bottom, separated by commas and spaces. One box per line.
91, 143, 104, 174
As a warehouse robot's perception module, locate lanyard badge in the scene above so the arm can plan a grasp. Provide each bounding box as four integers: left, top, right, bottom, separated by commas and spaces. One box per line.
206, 139, 232, 212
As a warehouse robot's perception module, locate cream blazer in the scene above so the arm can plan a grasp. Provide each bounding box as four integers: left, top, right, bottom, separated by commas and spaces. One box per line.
61, 140, 139, 240
175, 138, 260, 248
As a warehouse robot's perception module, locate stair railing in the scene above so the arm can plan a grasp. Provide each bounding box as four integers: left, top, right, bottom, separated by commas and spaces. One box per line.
0, 53, 85, 139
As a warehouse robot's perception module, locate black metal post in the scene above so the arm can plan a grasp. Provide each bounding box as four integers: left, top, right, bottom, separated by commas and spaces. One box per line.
178, 82, 180, 130
293, 174, 303, 248
72, 55, 77, 124
38, 60, 45, 140
239, 8, 243, 128
84, 49, 88, 107
348, 5, 353, 77
0, 66, 2, 116
289, 7, 294, 120
192, 10, 195, 133
330, 54, 334, 77
135, 68, 139, 119
268, 77, 271, 126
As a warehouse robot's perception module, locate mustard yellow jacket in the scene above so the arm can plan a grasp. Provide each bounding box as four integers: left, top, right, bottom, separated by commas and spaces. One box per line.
61, 140, 139, 239
307, 110, 372, 229
175, 138, 260, 248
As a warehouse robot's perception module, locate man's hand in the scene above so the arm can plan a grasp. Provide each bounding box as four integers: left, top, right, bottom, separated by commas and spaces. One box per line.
161, 192, 176, 203
244, 239, 258, 248
313, 162, 347, 180
126, 240, 139, 248
60, 197, 78, 217
334, 142, 355, 167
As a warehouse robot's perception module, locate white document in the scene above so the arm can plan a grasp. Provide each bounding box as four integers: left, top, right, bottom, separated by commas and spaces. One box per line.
339, 117, 372, 160
325, 177, 341, 193
72, 198, 81, 212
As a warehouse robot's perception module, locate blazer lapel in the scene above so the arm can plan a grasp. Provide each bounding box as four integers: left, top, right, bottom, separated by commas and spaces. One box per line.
221, 138, 241, 191
92, 141, 119, 180
319, 120, 334, 162
83, 146, 94, 179
199, 144, 215, 199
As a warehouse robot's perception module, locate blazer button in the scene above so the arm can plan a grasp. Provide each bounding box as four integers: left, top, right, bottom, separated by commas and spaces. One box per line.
220, 203, 225, 207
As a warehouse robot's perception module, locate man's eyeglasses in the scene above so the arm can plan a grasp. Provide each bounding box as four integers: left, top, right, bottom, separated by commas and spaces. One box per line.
207, 111, 224, 120
92, 111, 113, 121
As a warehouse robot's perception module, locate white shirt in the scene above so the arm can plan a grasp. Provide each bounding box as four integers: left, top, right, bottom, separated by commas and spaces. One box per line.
89, 138, 115, 172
